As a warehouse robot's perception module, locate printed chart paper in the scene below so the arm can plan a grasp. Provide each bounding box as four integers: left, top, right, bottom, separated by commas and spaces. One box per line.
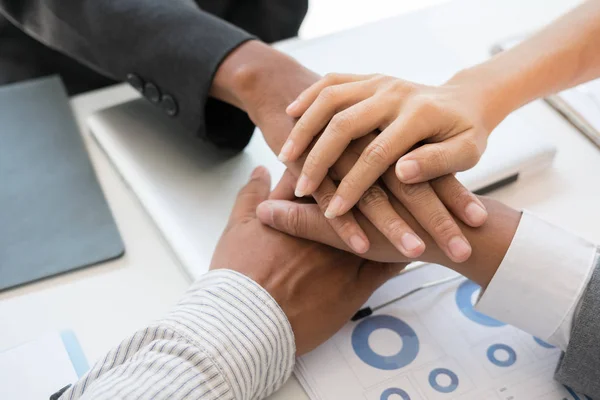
295, 264, 590, 400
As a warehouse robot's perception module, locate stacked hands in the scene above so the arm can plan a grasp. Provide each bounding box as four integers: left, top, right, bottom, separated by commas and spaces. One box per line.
250, 68, 499, 264
215, 41, 513, 353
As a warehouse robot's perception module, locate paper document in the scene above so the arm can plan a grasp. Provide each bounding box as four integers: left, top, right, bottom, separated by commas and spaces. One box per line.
0, 331, 88, 400
295, 264, 590, 400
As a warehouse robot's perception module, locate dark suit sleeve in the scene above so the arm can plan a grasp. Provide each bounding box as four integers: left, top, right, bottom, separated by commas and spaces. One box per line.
554, 252, 600, 399
0, 0, 256, 150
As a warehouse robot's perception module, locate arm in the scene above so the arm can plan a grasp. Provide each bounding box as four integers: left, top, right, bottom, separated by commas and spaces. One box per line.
0, 0, 259, 150
57, 167, 405, 399
258, 172, 600, 397
277, 0, 600, 212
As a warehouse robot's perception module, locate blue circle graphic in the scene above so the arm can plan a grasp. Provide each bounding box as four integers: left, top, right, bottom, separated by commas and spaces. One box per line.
455, 280, 505, 327
534, 336, 555, 349
487, 343, 517, 367
380, 388, 411, 400
428, 368, 459, 393
351, 315, 419, 370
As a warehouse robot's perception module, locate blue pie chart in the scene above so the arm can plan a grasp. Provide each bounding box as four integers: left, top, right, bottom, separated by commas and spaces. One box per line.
380, 388, 411, 400
351, 315, 419, 370
487, 343, 517, 367
455, 280, 505, 327
428, 368, 459, 393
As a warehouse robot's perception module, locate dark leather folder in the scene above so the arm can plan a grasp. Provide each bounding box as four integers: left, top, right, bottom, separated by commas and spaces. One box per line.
0, 76, 124, 290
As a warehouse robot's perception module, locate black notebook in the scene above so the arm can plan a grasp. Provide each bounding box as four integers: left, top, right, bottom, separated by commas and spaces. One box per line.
0, 76, 124, 290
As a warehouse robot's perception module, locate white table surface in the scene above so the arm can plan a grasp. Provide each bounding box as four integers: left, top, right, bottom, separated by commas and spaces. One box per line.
1, 0, 598, 398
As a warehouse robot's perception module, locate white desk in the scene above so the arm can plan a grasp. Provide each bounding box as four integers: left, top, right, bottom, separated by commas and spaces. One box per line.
1, 0, 598, 399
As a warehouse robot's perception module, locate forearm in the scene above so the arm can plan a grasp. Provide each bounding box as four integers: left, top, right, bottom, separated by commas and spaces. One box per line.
60, 270, 295, 400
449, 0, 600, 130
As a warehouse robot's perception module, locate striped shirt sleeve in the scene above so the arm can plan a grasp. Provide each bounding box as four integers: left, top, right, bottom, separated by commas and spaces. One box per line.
59, 269, 296, 400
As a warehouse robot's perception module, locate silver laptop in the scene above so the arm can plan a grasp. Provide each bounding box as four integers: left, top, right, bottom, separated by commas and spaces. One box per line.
88, 26, 556, 279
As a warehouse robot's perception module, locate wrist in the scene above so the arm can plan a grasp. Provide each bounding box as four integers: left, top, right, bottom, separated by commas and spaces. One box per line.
446, 63, 521, 132
211, 40, 319, 124
425, 198, 520, 288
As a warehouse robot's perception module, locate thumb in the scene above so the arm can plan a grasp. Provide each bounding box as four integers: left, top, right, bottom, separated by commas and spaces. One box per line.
229, 166, 271, 224
256, 200, 349, 251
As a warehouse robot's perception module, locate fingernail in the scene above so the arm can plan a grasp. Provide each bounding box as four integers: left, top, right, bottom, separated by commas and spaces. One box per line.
325, 195, 345, 219
465, 202, 488, 226
286, 100, 300, 114
396, 160, 420, 182
295, 174, 311, 197
278, 140, 294, 162
448, 236, 472, 262
256, 202, 274, 225
400, 233, 423, 254
251, 166, 267, 179
349, 234, 369, 253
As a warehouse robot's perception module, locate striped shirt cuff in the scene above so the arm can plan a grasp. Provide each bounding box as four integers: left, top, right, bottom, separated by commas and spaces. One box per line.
161, 269, 296, 400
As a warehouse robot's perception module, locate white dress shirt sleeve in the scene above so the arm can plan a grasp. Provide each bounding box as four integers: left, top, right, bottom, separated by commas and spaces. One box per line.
59, 269, 295, 400
475, 211, 598, 350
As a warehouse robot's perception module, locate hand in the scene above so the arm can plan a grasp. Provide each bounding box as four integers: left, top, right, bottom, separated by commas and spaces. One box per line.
210, 166, 407, 355
258, 179, 521, 289
275, 129, 485, 262
210, 41, 482, 262
279, 73, 496, 219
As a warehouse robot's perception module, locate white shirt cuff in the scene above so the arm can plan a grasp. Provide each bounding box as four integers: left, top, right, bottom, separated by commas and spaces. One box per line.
162, 269, 296, 399
475, 211, 597, 350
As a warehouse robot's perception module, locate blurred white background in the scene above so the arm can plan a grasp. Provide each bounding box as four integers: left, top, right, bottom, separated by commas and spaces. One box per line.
300, 0, 450, 38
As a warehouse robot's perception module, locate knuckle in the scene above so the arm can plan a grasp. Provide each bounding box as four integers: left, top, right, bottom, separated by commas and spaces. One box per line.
303, 153, 321, 175
316, 190, 335, 212
429, 212, 458, 239
461, 137, 482, 167
430, 145, 450, 173
359, 185, 388, 208
324, 72, 341, 83
385, 218, 407, 238
335, 218, 355, 237
363, 139, 392, 167
412, 98, 442, 119
319, 86, 339, 102
285, 205, 306, 236
329, 112, 354, 136
398, 182, 428, 199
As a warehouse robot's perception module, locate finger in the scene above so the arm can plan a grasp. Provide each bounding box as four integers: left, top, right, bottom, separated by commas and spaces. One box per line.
396, 133, 486, 183
256, 200, 348, 250
325, 115, 429, 218
229, 166, 271, 224
295, 97, 390, 197
285, 73, 371, 117
269, 169, 297, 200
430, 175, 488, 227
331, 143, 425, 258
312, 176, 370, 254
382, 171, 472, 263
279, 80, 374, 163
357, 185, 425, 258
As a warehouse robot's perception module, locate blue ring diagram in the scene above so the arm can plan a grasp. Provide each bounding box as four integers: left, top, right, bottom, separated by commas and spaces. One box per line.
380, 388, 411, 400
534, 336, 555, 349
428, 368, 459, 393
487, 343, 517, 367
351, 315, 419, 370
455, 280, 506, 327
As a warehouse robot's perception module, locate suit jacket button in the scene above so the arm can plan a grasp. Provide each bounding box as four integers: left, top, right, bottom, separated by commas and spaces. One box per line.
160, 94, 178, 117
144, 83, 161, 103
126, 73, 144, 92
